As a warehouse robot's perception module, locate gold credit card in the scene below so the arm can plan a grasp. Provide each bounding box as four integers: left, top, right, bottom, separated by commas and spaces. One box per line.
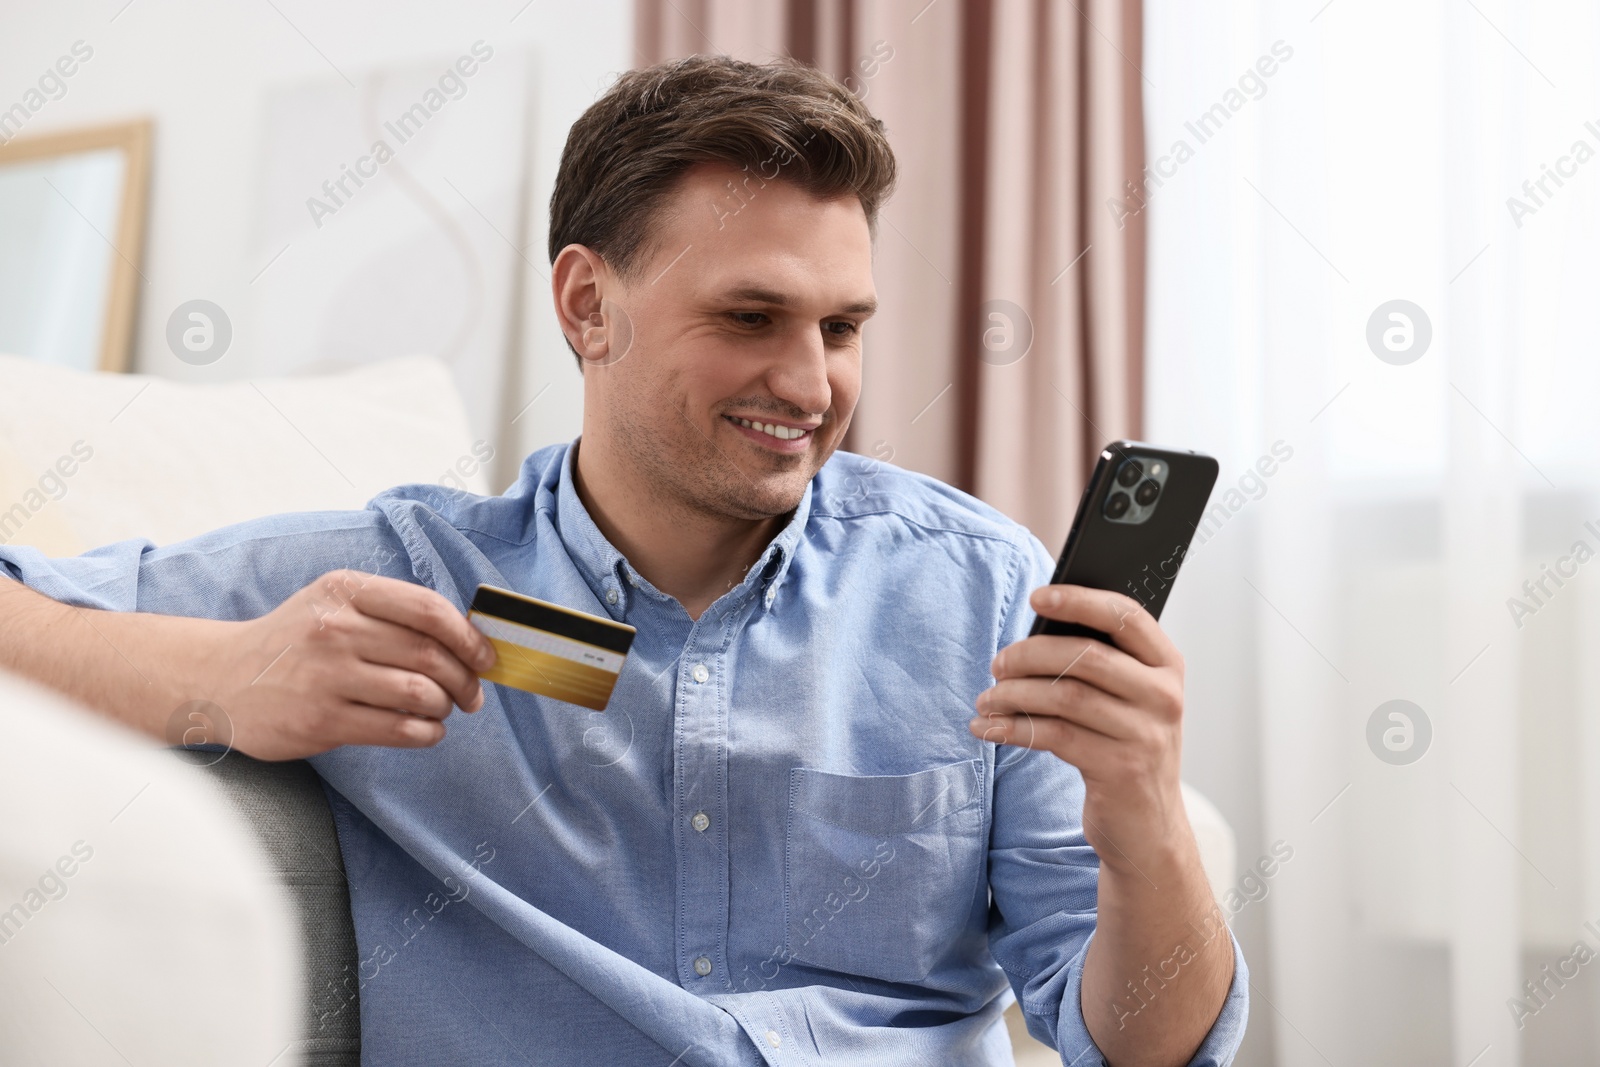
467, 584, 636, 711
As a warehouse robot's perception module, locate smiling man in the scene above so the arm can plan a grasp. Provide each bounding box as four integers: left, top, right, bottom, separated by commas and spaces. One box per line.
0, 56, 1245, 1065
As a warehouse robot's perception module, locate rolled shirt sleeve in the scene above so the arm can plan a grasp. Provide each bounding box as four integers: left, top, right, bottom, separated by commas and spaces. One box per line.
0, 508, 414, 621
984, 530, 1249, 1065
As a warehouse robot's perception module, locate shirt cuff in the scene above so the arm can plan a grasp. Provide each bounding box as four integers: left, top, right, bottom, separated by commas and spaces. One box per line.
1053, 926, 1250, 1066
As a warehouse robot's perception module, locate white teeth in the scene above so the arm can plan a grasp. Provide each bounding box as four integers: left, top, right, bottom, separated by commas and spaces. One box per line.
733, 417, 808, 441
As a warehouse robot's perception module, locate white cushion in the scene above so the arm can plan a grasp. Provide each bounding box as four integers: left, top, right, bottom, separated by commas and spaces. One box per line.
1181, 779, 1238, 903
0, 667, 298, 1064
0, 353, 489, 553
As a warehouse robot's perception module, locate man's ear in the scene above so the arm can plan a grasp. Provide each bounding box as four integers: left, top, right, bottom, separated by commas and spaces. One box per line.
551, 244, 632, 367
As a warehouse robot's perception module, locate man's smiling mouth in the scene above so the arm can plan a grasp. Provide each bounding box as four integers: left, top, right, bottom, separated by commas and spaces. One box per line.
722, 414, 816, 450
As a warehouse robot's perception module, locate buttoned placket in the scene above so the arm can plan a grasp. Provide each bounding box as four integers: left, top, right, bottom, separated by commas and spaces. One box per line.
565, 444, 802, 1004
668, 538, 797, 996
673, 585, 748, 991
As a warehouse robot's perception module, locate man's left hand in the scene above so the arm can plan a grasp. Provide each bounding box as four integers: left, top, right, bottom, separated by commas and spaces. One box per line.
968, 582, 1190, 874
972, 582, 1237, 1066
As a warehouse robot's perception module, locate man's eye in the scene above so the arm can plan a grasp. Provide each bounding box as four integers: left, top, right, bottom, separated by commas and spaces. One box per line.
825, 321, 859, 337
730, 312, 768, 327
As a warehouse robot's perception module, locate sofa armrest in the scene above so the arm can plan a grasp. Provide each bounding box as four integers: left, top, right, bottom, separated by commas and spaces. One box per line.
171, 751, 361, 1067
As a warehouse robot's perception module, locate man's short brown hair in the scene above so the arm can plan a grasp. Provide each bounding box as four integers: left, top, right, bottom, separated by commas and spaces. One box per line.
548, 53, 898, 290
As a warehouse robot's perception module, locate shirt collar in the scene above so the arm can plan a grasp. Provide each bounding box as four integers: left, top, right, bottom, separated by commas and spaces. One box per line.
553, 436, 811, 618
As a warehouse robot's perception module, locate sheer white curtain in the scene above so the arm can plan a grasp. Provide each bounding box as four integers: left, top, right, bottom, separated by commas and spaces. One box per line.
1143, 1, 1600, 1064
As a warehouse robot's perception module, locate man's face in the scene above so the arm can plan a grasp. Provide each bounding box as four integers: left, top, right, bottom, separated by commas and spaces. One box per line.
586, 162, 877, 521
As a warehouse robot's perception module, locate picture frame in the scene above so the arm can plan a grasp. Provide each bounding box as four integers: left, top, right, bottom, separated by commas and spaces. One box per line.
0, 119, 152, 373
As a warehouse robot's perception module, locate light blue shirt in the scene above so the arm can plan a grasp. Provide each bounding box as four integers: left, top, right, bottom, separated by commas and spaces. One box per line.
0, 438, 1247, 1065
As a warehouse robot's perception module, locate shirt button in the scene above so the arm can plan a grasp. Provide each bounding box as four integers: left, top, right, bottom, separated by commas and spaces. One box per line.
692, 663, 709, 683
692, 955, 713, 977
691, 811, 710, 833
605, 588, 618, 605
764, 587, 776, 606
766, 1030, 781, 1048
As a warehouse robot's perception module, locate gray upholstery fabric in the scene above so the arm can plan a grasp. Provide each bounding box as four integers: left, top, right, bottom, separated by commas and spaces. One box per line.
172, 750, 360, 1066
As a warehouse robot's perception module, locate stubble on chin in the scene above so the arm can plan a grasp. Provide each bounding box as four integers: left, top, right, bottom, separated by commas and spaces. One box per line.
621, 407, 821, 522
685, 443, 814, 522
649, 409, 838, 521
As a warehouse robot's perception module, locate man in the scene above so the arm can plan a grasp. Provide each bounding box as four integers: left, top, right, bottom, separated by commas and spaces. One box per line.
0, 55, 1245, 1065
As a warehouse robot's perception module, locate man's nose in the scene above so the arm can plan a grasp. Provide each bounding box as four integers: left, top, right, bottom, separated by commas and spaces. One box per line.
766, 328, 833, 417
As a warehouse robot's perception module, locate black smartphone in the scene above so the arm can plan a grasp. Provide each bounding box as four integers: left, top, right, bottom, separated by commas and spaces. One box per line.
1028, 440, 1219, 642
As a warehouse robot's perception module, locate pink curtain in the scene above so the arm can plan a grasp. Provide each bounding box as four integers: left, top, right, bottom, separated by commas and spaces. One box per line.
635, 0, 1145, 550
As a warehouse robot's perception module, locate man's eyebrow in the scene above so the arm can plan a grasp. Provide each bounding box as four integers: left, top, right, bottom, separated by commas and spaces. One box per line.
716, 284, 878, 317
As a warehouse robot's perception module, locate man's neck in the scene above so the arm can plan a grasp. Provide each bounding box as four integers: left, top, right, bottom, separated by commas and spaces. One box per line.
571, 438, 788, 621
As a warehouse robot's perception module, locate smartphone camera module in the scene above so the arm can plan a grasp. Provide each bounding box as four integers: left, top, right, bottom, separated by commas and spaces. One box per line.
1104, 456, 1169, 524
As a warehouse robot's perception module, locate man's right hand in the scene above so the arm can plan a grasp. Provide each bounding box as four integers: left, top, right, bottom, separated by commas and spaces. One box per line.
0, 569, 498, 762
204, 570, 499, 760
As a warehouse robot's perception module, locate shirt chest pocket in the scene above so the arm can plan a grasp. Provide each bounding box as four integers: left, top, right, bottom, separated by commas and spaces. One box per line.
783, 759, 987, 985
